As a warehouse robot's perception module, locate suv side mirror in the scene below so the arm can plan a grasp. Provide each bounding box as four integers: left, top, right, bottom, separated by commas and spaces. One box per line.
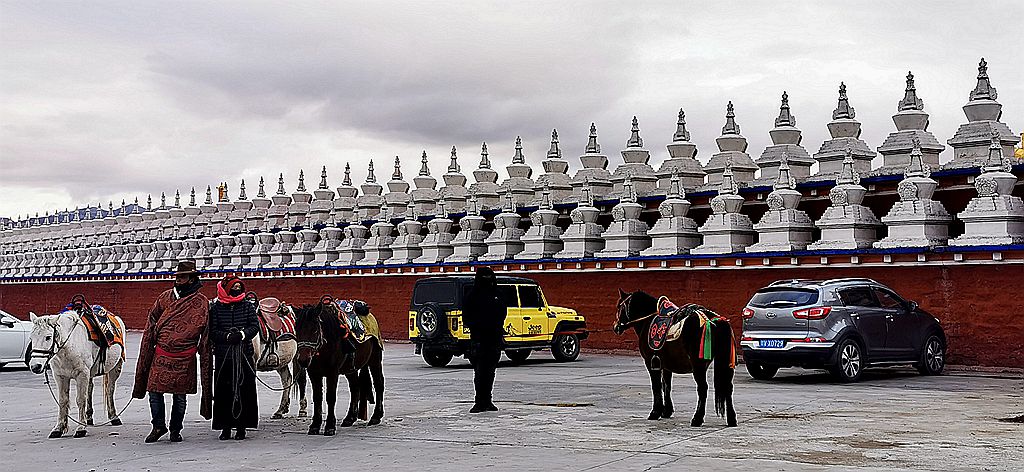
907, 301, 919, 312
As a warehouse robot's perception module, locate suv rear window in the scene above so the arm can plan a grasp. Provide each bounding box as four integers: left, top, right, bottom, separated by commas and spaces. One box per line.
413, 280, 457, 305
748, 288, 819, 308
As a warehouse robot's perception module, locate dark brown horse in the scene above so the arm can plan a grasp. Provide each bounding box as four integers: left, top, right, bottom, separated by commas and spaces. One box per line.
294, 297, 384, 435
613, 289, 737, 427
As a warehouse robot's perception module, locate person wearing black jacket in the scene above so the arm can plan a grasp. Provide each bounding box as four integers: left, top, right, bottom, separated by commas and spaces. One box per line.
462, 267, 508, 413
209, 275, 259, 440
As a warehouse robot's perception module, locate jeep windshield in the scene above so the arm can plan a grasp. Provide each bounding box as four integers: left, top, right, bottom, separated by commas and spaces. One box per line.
748, 288, 819, 308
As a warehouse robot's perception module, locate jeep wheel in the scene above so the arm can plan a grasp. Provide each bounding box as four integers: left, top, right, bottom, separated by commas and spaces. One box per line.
505, 349, 531, 364
416, 304, 446, 339
746, 362, 779, 380
829, 338, 863, 383
916, 335, 945, 376
422, 349, 453, 368
551, 334, 580, 362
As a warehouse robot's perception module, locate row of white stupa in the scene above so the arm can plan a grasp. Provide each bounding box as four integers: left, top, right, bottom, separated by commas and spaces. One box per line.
1, 59, 1022, 278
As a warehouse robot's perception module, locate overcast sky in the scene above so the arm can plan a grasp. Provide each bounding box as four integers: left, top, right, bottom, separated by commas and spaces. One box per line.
2, 1, 1022, 219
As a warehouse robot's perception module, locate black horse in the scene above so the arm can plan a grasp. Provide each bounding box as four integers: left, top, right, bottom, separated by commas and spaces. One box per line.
293, 297, 384, 435
613, 289, 737, 427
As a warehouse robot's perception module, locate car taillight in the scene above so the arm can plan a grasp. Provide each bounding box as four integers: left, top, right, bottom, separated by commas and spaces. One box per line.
409, 317, 415, 331
741, 308, 754, 319
790, 337, 827, 343
793, 306, 832, 319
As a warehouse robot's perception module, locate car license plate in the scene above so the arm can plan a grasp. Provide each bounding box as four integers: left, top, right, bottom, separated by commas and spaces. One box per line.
758, 339, 785, 349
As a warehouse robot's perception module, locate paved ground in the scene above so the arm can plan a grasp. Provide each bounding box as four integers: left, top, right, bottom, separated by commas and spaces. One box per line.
1, 332, 1021, 471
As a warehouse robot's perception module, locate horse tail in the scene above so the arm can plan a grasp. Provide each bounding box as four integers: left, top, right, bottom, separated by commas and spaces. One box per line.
291, 357, 306, 399
359, 367, 373, 404
712, 318, 736, 419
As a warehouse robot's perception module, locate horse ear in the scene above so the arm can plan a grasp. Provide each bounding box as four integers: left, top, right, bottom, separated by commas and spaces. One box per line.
618, 288, 626, 299
30, 312, 37, 322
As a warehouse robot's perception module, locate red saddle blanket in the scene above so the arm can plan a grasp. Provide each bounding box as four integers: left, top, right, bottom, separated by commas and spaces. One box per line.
648, 297, 680, 351
258, 309, 296, 342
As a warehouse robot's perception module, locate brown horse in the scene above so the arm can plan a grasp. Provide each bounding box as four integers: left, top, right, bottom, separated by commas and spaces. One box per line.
294, 297, 384, 435
613, 289, 737, 427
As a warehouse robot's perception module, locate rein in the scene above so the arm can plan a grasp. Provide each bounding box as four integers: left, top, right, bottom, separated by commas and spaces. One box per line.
613, 293, 659, 332
31, 313, 82, 370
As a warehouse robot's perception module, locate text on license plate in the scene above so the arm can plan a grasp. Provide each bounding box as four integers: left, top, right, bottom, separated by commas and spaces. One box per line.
758, 339, 785, 349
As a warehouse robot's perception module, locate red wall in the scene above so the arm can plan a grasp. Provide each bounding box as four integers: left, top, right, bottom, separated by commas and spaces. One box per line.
1, 264, 1020, 368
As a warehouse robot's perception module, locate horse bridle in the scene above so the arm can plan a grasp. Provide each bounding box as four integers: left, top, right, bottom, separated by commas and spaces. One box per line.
31, 314, 81, 369
613, 293, 658, 333
296, 297, 335, 356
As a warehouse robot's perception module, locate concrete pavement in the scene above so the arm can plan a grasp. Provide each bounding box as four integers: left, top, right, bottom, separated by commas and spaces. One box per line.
0, 332, 1021, 471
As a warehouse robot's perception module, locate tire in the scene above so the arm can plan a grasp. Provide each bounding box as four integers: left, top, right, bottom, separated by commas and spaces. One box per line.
422, 349, 453, 367
551, 334, 581, 362
416, 304, 446, 340
916, 335, 945, 376
746, 362, 779, 380
505, 349, 531, 364
24, 343, 31, 367
829, 338, 864, 383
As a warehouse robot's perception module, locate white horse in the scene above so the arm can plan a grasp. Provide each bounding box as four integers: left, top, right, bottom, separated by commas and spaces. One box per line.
28, 310, 125, 438
251, 305, 307, 419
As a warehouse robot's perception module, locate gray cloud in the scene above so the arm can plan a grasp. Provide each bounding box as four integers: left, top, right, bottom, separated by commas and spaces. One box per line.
2, 1, 1022, 218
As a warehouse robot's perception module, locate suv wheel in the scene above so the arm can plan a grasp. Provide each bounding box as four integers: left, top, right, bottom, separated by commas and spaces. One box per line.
25, 343, 32, 367
829, 338, 863, 382
505, 349, 530, 364
551, 334, 580, 362
422, 349, 453, 368
416, 304, 446, 339
746, 362, 779, 380
916, 335, 945, 376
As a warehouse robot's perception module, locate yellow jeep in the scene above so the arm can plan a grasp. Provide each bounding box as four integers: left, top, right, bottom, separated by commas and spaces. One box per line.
409, 275, 588, 367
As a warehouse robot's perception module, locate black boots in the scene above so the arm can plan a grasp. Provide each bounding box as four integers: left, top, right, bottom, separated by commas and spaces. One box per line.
169, 431, 183, 442
145, 426, 168, 443
469, 403, 498, 413
220, 428, 247, 440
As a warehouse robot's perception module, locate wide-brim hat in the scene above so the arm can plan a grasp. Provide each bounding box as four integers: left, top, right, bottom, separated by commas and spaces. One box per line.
259, 297, 282, 315
173, 261, 201, 276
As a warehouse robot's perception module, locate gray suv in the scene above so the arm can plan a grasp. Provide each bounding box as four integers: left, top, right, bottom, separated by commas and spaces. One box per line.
740, 278, 946, 382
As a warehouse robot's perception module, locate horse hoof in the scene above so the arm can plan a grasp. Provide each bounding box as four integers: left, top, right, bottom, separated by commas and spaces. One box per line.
307, 427, 320, 435
340, 420, 355, 428
367, 417, 381, 426
86, 419, 94, 426
298, 411, 308, 418
727, 420, 738, 427
647, 412, 662, 420
271, 413, 284, 420
690, 419, 703, 427
48, 430, 63, 439
661, 410, 674, 419
323, 428, 336, 436
73, 430, 87, 438
110, 418, 122, 427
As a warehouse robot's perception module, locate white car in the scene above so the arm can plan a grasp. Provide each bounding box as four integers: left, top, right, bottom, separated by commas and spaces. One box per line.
0, 309, 32, 368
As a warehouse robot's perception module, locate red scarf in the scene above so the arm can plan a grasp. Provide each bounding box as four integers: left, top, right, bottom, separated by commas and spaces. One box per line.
217, 278, 246, 303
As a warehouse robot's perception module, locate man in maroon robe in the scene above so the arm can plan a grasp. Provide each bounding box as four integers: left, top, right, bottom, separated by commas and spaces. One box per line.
133, 261, 213, 443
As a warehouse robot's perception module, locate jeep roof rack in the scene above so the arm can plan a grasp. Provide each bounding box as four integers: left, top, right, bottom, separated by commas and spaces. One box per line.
820, 277, 878, 286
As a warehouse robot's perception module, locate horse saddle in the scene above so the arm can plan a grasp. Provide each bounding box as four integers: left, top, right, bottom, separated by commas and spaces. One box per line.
649, 296, 698, 351
336, 300, 367, 339
257, 297, 296, 342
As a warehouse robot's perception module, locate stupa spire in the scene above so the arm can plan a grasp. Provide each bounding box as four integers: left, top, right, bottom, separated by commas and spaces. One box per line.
276, 174, 286, 195
257, 177, 266, 198
297, 169, 306, 192
147, 194, 153, 210
239, 179, 248, 200
585, 123, 601, 153
174, 190, 181, 207
540, 182, 553, 210
774, 91, 796, 127
343, 163, 353, 186
366, 160, 376, 183
837, 150, 861, 185
626, 116, 643, 148
392, 156, 403, 180
673, 108, 690, 142
319, 166, 329, 190
970, 57, 998, 101
722, 101, 741, 135
160, 192, 166, 208
898, 71, 924, 111
512, 136, 525, 164
833, 82, 856, 119
478, 142, 491, 169
419, 151, 431, 176
547, 129, 561, 159
448, 146, 460, 173
905, 136, 930, 177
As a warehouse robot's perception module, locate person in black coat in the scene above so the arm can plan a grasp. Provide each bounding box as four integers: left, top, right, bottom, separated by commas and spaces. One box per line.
209, 275, 259, 440
462, 267, 507, 413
